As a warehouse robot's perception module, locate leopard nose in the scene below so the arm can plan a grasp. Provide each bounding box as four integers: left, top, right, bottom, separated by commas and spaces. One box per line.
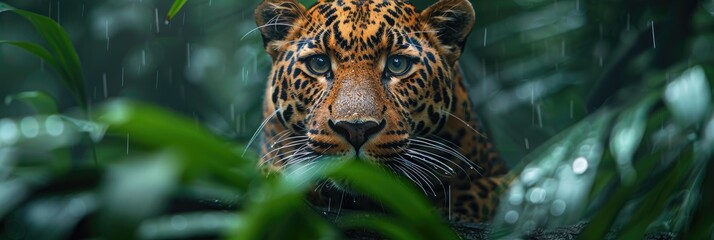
328, 119, 386, 151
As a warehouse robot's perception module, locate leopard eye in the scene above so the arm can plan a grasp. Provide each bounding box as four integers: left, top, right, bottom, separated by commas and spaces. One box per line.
386, 55, 411, 76
306, 55, 331, 75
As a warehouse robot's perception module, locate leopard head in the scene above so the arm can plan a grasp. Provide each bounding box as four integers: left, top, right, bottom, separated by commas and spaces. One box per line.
256, 0, 476, 171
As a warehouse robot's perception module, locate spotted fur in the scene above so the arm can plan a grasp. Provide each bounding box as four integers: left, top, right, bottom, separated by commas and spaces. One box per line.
255, 0, 509, 222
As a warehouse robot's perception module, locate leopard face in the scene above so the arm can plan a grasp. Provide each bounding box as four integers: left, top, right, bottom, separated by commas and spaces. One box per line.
256, 0, 473, 163
255, 0, 510, 222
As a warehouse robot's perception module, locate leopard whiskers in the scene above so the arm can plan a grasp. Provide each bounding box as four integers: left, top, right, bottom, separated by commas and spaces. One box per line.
440, 110, 487, 138
244, 109, 279, 156
269, 129, 292, 144
400, 155, 445, 191
395, 155, 440, 197
412, 137, 478, 171
404, 148, 455, 175
390, 163, 429, 195
259, 138, 308, 166
417, 136, 483, 173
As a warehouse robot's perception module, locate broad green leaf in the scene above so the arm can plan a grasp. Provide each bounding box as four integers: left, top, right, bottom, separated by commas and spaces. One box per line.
0, 41, 56, 67
5, 91, 59, 115
138, 212, 240, 239
325, 160, 458, 239
61, 116, 107, 142
619, 146, 695, 239
95, 100, 255, 189
14, 193, 96, 240
609, 93, 659, 185
580, 141, 691, 239
231, 160, 456, 240
492, 110, 614, 238
0, 179, 29, 219
0, 2, 87, 110
229, 178, 314, 240
166, 0, 187, 23
99, 151, 180, 239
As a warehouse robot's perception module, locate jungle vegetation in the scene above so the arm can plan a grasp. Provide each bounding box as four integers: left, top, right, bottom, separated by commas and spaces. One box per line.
0, 0, 712, 239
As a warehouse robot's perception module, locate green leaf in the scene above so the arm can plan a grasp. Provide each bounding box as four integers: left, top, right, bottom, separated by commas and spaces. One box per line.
5, 91, 59, 115
325, 160, 459, 239
229, 178, 315, 240
95, 100, 255, 189
13, 193, 96, 240
165, 0, 187, 23
619, 146, 695, 239
492, 110, 615, 237
0, 2, 87, 110
580, 141, 690, 239
0, 41, 56, 67
0, 179, 29, 219
138, 212, 240, 239
609, 93, 659, 185
99, 151, 180, 239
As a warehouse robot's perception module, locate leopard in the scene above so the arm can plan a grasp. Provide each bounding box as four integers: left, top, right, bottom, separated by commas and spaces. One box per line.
254, 0, 510, 222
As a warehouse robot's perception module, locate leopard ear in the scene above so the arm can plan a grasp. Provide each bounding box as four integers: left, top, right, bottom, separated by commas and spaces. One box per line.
255, 0, 307, 54
421, 0, 475, 62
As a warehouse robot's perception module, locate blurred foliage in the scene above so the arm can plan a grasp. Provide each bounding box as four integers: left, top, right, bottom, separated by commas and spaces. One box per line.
1, 0, 713, 239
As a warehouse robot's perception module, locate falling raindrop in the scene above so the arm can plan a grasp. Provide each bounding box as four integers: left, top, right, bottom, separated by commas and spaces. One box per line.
231, 104, 236, 122
121, 67, 125, 86
537, 104, 543, 128
142, 50, 146, 66
103, 73, 108, 98
105, 19, 110, 51
126, 133, 129, 155
186, 43, 191, 68
650, 20, 656, 49
483, 28, 488, 46
524, 138, 530, 150
56, 0, 60, 25
154, 8, 160, 33
155, 71, 159, 89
